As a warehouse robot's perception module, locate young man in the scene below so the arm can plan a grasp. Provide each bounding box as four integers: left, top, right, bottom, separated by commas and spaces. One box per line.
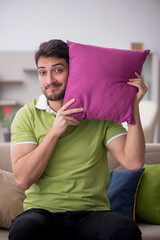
9, 39, 147, 240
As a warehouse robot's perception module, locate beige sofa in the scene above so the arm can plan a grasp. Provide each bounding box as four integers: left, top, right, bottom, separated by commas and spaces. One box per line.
0, 143, 160, 240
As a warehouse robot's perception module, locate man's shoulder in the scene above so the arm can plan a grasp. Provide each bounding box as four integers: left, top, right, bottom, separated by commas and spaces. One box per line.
19, 98, 38, 112
13, 98, 39, 123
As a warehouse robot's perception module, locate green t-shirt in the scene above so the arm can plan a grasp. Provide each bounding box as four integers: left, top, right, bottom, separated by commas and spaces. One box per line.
11, 95, 127, 212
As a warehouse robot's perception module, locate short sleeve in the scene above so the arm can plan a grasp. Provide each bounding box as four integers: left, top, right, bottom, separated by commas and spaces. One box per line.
103, 121, 127, 146
11, 104, 38, 145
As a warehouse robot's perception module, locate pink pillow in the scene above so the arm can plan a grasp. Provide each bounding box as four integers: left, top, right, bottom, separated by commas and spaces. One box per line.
63, 40, 150, 124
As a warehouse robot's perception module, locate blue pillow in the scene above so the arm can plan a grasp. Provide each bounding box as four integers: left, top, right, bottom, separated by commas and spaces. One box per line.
107, 168, 144, 220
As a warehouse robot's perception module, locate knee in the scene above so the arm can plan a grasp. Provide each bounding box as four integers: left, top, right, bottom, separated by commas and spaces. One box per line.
109, 212, 142, 240
112, 223, 142, 240
9, 210, 50, 240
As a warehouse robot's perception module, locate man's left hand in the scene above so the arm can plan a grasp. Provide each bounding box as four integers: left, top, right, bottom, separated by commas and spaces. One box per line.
127, 72, 148, 105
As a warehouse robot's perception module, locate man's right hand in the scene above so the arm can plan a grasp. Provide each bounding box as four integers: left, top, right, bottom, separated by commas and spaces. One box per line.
51, 98, 84, 137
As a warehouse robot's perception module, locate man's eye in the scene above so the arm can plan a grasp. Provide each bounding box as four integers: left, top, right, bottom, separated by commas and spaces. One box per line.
55, 68, 62, 73
39, 71, 45, 75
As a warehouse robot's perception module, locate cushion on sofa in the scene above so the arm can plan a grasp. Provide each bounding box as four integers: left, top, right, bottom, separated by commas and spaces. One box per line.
136, 164, 160, 224
107, 168, 144, 220
0, 169, 25, 229
63, 40, 150, 124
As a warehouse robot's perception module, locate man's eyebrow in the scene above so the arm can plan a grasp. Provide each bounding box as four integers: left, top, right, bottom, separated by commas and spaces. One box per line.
38, 63, 64, 69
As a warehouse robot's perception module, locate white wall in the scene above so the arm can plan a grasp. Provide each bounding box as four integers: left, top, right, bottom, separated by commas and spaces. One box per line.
0, 0, 160, 142
0, 0, 160, 53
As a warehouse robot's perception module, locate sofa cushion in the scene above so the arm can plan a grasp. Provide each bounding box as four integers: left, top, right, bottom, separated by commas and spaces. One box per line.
64, 40, 150, 124
138, 223, 160, 240
0, 169, 25, 229
0, 228, 9, 239
136, 164, 160, 224
107, 168, 144, 219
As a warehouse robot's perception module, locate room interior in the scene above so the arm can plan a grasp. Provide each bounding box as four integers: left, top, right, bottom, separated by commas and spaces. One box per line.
0, 1, 160, 239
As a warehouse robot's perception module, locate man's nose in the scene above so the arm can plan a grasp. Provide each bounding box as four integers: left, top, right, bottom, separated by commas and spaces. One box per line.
46, 71, 55, 84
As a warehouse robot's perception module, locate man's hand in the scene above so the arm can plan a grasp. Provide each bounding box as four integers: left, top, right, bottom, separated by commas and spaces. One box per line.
51, 98, 84, 137
127, 72, 148, 105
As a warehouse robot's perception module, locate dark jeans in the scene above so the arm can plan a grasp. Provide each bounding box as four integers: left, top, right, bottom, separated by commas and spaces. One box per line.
9, 208, 142, 240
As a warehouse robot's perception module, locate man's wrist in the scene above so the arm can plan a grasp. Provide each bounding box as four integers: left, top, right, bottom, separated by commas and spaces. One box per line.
48, 129, 60, 141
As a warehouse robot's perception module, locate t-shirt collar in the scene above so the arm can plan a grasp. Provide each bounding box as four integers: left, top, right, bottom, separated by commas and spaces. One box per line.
36, 94, 57, 114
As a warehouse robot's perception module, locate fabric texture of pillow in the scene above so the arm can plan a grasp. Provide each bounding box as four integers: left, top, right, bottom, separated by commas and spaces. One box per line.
136, 164, 160, 224
63, 40, 150, 124
107, 168, 144, 220
0, 169, 25, 229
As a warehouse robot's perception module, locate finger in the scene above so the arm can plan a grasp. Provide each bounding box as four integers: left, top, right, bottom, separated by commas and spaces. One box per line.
128, 79, 146, 88
127, 81, 145, 87
67, 121, 80, 126
128, 79, 144, 84
61, 117, 80, 127
127, 81, 148, 92
61, 98, 76, 111
128, 78, 144, 84
135, 72, 143, 81
63, 107, 84, 116
129, 73, 143, 82
64, 116, 80, 125
135, 72, 140, 78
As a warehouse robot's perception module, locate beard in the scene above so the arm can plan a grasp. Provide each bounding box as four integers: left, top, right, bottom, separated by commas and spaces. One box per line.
43, 89, 65, 101
42, 83, 66, 101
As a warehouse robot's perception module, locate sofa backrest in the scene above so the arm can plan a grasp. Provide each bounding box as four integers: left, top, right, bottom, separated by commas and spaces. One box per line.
0, 143, 160, 173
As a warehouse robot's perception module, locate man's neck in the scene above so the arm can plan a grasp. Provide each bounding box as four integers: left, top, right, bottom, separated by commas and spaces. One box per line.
48, 99, 63, 113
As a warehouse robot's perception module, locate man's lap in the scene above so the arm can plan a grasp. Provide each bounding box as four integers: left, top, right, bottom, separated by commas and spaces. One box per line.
9, 208, 142, 240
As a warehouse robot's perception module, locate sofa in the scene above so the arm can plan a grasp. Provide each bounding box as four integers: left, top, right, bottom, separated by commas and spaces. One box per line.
0, 142, 160, 240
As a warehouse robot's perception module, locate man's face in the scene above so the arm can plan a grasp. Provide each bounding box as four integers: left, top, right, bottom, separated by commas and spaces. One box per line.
37, 56, 69, 101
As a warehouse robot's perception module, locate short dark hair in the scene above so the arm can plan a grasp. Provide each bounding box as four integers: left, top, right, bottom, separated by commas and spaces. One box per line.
35, 39, 69, 66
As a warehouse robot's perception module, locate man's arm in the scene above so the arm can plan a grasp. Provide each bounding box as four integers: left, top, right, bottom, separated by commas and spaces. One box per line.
107, 72, 148, 170
11, 99, 83, 190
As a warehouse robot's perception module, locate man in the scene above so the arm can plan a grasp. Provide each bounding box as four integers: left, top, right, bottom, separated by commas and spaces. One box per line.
9, 39, 147, 240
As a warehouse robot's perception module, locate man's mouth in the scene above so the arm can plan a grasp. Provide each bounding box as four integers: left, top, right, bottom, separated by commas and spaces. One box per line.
45, 83, 62, 90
